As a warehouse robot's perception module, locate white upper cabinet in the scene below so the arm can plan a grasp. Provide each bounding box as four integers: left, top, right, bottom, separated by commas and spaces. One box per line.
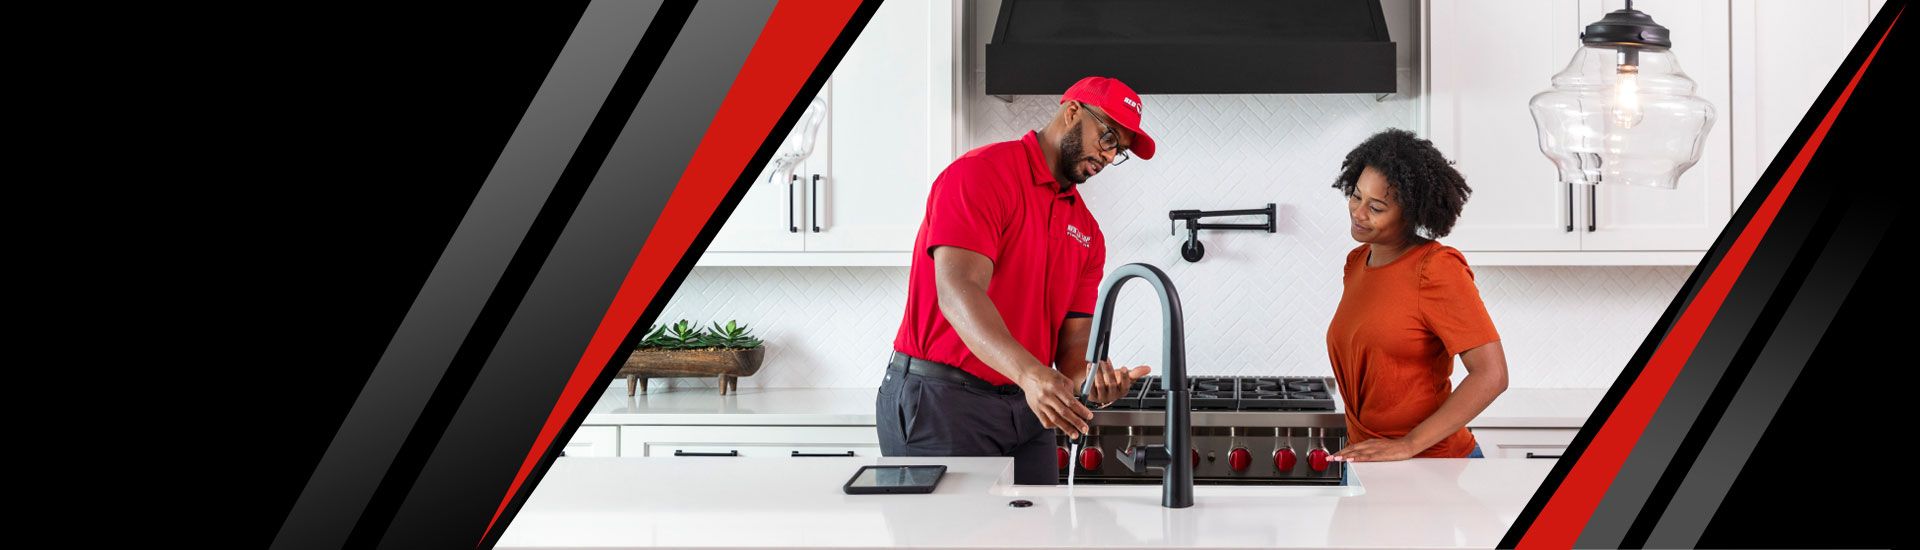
1581, 0, 1731, 253
701, 0, 959, 266
1425, 0, 1588, 255
704, 96, 816, 254
1425, 0, 1733, 265
1731, 0, 1886, 207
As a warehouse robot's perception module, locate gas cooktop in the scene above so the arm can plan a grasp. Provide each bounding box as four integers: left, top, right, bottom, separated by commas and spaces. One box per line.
1091, 375, 1337, 412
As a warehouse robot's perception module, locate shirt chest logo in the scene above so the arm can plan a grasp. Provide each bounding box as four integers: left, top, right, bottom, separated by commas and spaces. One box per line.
1065, 224, 1093, 248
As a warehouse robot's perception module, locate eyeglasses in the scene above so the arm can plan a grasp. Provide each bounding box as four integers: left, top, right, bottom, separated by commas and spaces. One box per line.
1081, 103, 1131, 166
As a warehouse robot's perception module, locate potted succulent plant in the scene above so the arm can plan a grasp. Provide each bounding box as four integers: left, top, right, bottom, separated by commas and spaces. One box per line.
619, 319, 766, 395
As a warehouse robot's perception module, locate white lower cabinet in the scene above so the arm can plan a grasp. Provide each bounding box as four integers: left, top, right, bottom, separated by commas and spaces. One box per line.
1470, 427, 1578, 460
562, 426, 620, 458
619, 425, 880, 458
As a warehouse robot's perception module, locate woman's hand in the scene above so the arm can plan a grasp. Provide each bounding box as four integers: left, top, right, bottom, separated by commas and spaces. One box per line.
1087, 360, 1151, 407
1330, 437, 1421, 462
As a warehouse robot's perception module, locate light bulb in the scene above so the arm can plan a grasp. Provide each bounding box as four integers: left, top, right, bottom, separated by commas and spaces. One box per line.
1611, 64, 1643, 129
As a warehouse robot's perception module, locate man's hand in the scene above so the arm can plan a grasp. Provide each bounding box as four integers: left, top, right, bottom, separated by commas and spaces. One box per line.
1087, 360, 1151, 407
933, 246, 1095, 436
1329, 437, 1421, 462
1018, 368, 1093, 437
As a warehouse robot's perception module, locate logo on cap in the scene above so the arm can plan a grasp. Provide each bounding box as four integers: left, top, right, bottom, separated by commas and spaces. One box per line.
1123, 96, 1142, 115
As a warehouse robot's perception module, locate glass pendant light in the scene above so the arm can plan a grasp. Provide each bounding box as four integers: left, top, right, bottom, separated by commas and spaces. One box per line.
1529, 1, 1715, 190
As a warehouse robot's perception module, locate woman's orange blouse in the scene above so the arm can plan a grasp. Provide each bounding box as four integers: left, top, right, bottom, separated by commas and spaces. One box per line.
1326, 240, 1500, 458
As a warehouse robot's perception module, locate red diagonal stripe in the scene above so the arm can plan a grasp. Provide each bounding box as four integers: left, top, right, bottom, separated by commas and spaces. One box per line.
477, 0, 863, 545
1517, 7, 1902, 548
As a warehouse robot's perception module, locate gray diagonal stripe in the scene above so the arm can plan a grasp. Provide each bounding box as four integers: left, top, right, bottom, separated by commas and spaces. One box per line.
1644, 193, 1892, 548
378, 1, 779, 547
1576, 181, 1840, 548
269, 2, 661, 548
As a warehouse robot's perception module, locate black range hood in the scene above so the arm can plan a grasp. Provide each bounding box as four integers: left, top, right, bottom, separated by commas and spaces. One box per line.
986, 0, 1397, 95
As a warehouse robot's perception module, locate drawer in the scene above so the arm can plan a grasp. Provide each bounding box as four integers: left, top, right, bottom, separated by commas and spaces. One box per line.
622, 425, 880, 458
561, 426, 621, 457
1470, 427, 1578, 460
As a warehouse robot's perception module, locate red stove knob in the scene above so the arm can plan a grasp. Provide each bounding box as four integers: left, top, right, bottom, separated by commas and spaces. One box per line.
1192, 448, 1201, 468
1308, 448, 1331, 472
1274, 448, 1298, 471
1229, 448, 1252, 472
1079, 446, 1104, 471
1057, 447, 1069, 470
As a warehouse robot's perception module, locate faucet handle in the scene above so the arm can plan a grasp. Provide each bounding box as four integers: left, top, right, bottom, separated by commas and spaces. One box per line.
1117, 444, 1172, 472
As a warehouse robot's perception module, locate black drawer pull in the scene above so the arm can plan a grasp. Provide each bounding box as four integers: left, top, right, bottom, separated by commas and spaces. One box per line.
1525, 452, 1563, 459
810, 174, 823, 233
673, 450, 739, 457
791, 450, 856, 457
788, 175, 799, 233
1559, 181, 1574, 230
1587, 185, 1596, 232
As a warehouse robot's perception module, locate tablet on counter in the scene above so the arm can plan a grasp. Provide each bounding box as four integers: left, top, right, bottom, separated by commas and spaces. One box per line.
842, 464, 946, 495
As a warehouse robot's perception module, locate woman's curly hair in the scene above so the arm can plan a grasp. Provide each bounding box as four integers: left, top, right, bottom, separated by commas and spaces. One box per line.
1331, 128, 1472, 240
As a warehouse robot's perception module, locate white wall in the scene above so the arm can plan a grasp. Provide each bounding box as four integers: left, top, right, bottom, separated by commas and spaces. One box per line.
630, 0, 1694, 393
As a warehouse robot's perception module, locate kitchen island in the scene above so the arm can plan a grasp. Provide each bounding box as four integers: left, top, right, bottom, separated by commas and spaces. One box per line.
496, 455, 1551, 548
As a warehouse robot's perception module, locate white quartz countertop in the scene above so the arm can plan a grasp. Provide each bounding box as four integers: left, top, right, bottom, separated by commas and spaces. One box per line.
497, 456, 1552, 548
585, 385, 1602, 429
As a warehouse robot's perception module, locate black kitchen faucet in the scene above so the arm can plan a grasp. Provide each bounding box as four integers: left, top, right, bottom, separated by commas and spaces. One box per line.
1083, 263, 1193, 508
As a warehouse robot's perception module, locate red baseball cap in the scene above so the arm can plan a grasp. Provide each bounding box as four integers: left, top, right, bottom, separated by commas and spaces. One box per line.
1060, 76, 1156, 160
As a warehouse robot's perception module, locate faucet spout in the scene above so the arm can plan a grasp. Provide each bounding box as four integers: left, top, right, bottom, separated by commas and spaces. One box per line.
1083, 263, 1192, 509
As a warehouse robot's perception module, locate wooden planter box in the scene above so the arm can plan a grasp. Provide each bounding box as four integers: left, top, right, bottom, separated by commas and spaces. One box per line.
618, 347, 765, 395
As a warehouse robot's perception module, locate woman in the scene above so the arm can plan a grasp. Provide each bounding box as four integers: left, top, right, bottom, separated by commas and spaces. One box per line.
1324, 128, 1508, 462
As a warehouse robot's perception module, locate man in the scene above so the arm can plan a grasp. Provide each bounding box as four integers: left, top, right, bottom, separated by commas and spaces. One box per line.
878, 76, 1158, 485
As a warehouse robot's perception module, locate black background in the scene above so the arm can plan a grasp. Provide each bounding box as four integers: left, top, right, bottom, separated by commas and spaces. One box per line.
46, 3, 594, 546
211, 5, 592, 546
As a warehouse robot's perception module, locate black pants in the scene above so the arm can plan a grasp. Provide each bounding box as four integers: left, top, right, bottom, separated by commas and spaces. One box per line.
874, 363, 1058, 485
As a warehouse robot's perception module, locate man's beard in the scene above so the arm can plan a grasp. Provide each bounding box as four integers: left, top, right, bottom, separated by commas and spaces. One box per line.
1055, 120, 1094, 187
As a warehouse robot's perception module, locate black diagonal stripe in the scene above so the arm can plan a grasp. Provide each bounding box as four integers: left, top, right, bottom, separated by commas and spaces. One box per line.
582, 0, 880, 416
1695, 217, 1911, 547
1639, 150, 1895, 548
1615, 136, 1859, 548
481, 2, 884, 546
332, 1, 697, 547
375, 1, 779, 547
1639, 11, 1909, 545
1577, 93, 1854, 547
270, 2, 662, 549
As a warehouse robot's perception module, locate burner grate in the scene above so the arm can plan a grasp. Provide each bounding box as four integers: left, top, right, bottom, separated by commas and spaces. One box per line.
1094, 375, 1336, 411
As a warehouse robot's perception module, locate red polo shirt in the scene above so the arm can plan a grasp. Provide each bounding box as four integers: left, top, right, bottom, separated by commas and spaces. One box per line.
892, 130, 1107, 386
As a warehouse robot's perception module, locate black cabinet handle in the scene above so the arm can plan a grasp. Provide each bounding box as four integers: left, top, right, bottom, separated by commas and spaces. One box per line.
673, 450, 739, 457
1566, 183, 1574, 232
1526, 452, 1563, 459
1587, 185, 1596, 232
787, 174, 799, 233
810, 174, 822, 233
791, 450, 856, 457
